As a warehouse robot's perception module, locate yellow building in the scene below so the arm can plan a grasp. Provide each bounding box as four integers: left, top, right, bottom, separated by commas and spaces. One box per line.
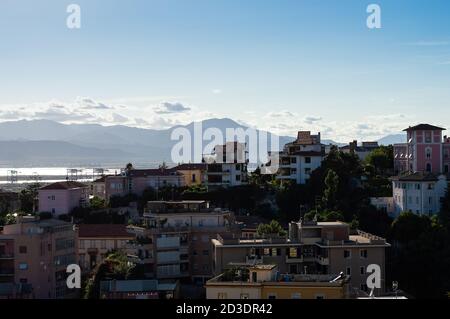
206, 264, 351, 299
175, 164, 207, 186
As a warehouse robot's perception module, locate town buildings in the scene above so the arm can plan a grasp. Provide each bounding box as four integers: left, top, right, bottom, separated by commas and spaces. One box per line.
394, 124, 450, 174
267, 131, 324, 184
38, 181, 89, 217
211, 220, 389, 295
174, 163, 207, 187
203, 142, 248, 189
392, 172, 448, 216
126, 200, 240, 284
99, 279, 179, 299
0, 216, 77, 299
206, 264, 351, 299
340, 141, 380, 161
388, 124, 450, 217
77, 224, 134, 272
93, 164, 208, 201
100, 168, 185, 201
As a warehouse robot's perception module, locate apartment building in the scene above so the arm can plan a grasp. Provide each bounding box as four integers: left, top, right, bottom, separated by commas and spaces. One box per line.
99, 279, 179, 299
392, 172, 448, 216
77, 224, 134, 272
126, 200, 240, 284
0, 216, 77, 299
267, 131, 324, 184
203, 142, 248, 189
212, 220, 389, 295
340, 141, 380, 161
174, 163, 207, 187
38, 181, 89, 217
388, 124, 450, 216
394, 124, 450, 174
370, 197, 395, 216
206, 264, 351, 299
94, 168, 185, 201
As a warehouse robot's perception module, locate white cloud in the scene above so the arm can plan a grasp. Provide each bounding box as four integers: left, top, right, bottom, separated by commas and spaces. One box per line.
154, 102, 191, 114
212, 89, 222, 94
76, 97, 113, 110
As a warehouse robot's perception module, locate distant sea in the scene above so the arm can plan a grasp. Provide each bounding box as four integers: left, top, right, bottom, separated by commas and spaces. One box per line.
0, 167, 122, 184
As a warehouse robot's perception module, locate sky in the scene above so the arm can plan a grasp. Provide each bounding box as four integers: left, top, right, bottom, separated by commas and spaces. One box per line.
0, 0, 449, 142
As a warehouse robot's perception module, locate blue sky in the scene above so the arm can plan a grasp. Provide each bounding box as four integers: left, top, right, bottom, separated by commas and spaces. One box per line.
0, 0, 449, 141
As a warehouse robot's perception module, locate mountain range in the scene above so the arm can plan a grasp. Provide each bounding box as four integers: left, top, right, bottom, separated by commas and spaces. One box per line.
0, 119, 404, 167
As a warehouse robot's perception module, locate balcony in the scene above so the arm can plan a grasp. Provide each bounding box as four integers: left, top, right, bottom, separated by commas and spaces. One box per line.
286, 256, 303, 263
316, 256, 329, 265
128, 254, 154, 264
0, 268, 14, 276
246, 255, 263, 264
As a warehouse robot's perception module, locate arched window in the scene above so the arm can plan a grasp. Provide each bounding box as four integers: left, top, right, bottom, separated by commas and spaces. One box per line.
425, 147, 432, 160
426, 163, 432, 172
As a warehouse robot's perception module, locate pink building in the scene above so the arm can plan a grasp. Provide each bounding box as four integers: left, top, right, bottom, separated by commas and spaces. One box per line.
0, 216, 77, 299
394, 124, 450, 174
38, 181, 89, 217
96, 168, 185, 201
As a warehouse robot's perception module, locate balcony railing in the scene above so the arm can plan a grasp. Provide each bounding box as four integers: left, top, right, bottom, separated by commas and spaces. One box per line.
0, 268, 14, 275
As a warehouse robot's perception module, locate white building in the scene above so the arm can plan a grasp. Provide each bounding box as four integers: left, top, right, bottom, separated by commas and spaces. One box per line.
392, 172, 448, 217
370, 197, 395, 216
340, 141, 380, 161
203, 142, 248, 189
267, 131, 324, 184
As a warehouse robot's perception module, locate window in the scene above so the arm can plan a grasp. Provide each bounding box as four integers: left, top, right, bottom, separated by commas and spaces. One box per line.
425, 147, 432, 159
361, 284, 368, 292
291, 157, 297, 164
344, 250, 351, 259
289, 247, 298, 258
445, 165, 449, 173
217, 293, 227, 299
193, 250, 198, 256
19, 246, 27, 254
315, 295, 325, 300
236, 164, 241, 171
426, 163, 432, 172
360, 249, 368, 259
236, 174, 241, 181
291, 293, 301, 299
305, 157, 311, 164
346, 267, 351, 276
202, 250, 209, 256
19, 263, 28, 270
240, 293, 249, 299
191, 174, 196, 182
304, 168, 311, 175
428, 183, 434, 190
268, 294, 277, 299
360, 266, 365, 275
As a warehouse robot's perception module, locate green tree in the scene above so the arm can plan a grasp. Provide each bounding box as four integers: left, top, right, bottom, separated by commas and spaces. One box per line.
90, 196, 106, 210
256, 220, 287, 238
19, 183, 40, 213
322, 169, 339, 210
365, 146, 393, 175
